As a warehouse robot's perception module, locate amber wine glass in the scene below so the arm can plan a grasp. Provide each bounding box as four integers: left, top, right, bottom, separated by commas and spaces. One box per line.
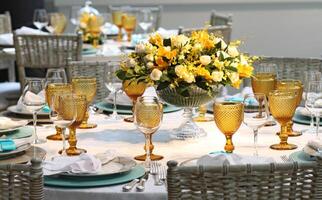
62, 94, 88, 156
276, 80, 303, 137
269, 90, 298, 150
213, 102, 244, 153
46, 83, 72, 140
134, 96, 163, 168
122, 80, 147, 123
193, 104, 213, 122
72, 77, 97, 129
111, 8, 124, 41
122, 12, 137, 42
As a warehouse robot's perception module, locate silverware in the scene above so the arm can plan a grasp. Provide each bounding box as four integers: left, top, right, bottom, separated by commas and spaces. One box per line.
122, 178, 139, 192
150, 161, 162, 186
136, 171, 149, 192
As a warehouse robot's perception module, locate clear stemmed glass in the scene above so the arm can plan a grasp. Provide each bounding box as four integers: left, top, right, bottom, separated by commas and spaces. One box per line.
49, 94, 76, 155
305, 81, 322, 139
46, 68, 67, 84
243, 93, 269, 156
138, 9, 153, 37
33, 9, 49, 30
134, 96, 163, 168
104, 61, 123, 121
22, 78, 46, 144
302, 71, 322, 134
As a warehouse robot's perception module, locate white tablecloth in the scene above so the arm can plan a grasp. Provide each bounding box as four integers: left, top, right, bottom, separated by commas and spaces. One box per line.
32, 104, 314, 200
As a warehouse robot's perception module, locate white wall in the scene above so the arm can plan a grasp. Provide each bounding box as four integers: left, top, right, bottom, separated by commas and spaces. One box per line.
53, 0, 322, 58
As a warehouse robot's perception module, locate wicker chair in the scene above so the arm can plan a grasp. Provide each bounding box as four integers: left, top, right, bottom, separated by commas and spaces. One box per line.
13, 32, 82, 89
210, 10, 233, 26
178, 25, 232, 43
0, 11, 11, 34
167, 159, 322, 200
68, 60, 113, 102
0, 159, 44, 200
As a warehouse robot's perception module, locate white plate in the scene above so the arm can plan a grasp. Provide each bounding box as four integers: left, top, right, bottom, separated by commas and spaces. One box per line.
61, 156, 137, 177
2, 48, 15, 54
296, 107, 311, 117
0, 120, 28, 133
7, 105, 49, 116
0, 143, 31, 158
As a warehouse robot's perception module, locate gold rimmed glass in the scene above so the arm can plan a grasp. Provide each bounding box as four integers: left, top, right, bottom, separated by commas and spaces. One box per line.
276, 80, 303, 137
134, 96, 163, 167
213, 102, 244, 153
72, 77, 97, 129
46, 83, 72, 140
122, 80, 147, 123
61, 94, 88, 156
269, 90, 298, 150
122, 11, 137, 42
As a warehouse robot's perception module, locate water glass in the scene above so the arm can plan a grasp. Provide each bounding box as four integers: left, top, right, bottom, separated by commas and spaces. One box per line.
33, 9, 49, 30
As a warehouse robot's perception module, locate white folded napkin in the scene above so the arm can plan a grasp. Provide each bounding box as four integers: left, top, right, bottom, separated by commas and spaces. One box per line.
98, 44, 122, 56
16, 90, 45, 112
0, 117, 28, 130
304, 140, 322, 156
0, 33, 13, 45
43, 153, 102, 176
15, 26, 49, 35
100, 22, 118, 35
197, 153, 274, 166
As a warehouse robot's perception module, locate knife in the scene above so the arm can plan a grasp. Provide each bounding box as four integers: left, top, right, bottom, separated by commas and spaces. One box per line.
122, 178, 139, 192
136, 171, 149, 192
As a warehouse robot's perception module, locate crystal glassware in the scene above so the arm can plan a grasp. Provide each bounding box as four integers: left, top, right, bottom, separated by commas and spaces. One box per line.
72, 77, 97, 129
243, 93, 269, 156
305, 81, 322, 139
276, 79, 303, 137
46, 68, 68, 84
138, 8, 153, 37
104, 61, 123, 121
111, 7, 124, 42
122, 10, 137, 42
134, 96, 163, 167
269, 90, 298, 150
122, 80, 147, 123
213, 102, 244, 153
63, 94, 88, 156
49, 94, 76, 155
193, 104, 213, 122
22, 78, 46, 144
33, 9, 49, 30
45, 83, 72, 140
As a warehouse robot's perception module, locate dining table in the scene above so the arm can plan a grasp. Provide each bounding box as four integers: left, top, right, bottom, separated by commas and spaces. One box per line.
22, 88, 315, 200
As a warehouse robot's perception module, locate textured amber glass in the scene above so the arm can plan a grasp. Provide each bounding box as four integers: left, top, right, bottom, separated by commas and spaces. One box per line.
122, 80, 147, 123
122, 14, 136, 42
269, 90, 297, 150
276, 80, 303, 137
213, 102, 244, 153
45, 83, 72, 141
72, 77, 97, 129
112, 10, 124, 41
251, 73, 277, 97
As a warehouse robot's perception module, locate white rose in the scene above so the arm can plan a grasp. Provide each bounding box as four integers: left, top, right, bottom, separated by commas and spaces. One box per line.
183, 73, 195, 83
200, 55, 211, 66
145, 54, 154, 62
128, 58, 137, 67
211, 71, 224, 82
175, 65, 186, 77
229, 72, 239, 83
227, 46, 239, 57
219, 38, 227, 50
147, 62, 154, 69
150, 69, 162, 81
135, 43, 145, 53
171, 35, 189, 47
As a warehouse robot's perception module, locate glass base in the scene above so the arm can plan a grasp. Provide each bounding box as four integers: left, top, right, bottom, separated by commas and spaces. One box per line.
59, 148, 87, 156
124, 116, 134, 123
170, 120, 207, 140
270, 143, 297, 150
33, 138, 46, 144
276, 131, 302, 137
134, 153, 163, 161
193, 116, 213, 122
47, 134, 69, 141
78, 123, 97, 129
265, 120, 277, 126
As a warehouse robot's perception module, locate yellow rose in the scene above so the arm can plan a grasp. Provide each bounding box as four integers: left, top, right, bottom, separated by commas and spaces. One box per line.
145, 54, 154, 62
200, 55, 211, 65
150, 69, 162, 81
237, 64, 253, 78
214, 58, 224, 69
171, 35, 189, 48
211, 71, 224, 82
147, 62, 154, 69
227, 46, 239, 57
183, 73, 195, 83
175, 65, 186, 77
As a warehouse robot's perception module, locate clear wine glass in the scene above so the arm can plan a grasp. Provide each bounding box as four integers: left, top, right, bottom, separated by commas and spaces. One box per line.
45, 68, 67, 84
22, 78, 46, 144
243, 93, 269, 156
104, 61, 123, 121
134, 96, 163, 169
33, 9, 49, 30
305, 81, 322, 139
49, 94, 76, 155
70, 6, 81, 26
139, 9, 153, 37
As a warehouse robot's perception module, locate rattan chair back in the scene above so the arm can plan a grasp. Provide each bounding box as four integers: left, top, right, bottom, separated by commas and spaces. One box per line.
0, 11, 11, 34
210, 10, 233, 26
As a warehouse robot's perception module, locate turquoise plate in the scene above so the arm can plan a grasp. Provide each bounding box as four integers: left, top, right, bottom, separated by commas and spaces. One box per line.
82, 48, 97, 55
44, 165, 145, 188
293, 113, 322, 126
95, 102, 181, 115
289, 151, 316, 163
0, 127, 33, 139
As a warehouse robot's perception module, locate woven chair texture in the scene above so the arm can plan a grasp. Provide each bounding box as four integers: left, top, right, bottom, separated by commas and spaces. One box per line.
167, 159, 322, 200
0, 11, 11, 34
0, 159, 44, 200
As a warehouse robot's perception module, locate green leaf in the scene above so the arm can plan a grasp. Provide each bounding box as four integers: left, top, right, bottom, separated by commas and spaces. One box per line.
226, 66, 238, 72
115, 70, 126, 80
163, 38, 171, 47
157, 81, 170, 90
196, 80, 209, 91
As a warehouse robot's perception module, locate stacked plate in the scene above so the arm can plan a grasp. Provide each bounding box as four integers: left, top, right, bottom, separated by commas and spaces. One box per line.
45, 157, 145, 188
293, 107, 322, 126
4, 105, 51, 123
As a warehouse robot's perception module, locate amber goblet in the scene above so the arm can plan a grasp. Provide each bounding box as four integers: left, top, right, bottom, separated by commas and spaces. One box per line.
72, 77, 97, 129
122, 13, 137, 42
213, 102, 244, 153
60, 94, 88, 156
122, 80, 147, 123
111, 9, 124, 42
269, 90, 298, 150
193, 104, 213, 122
276, 80, 303, 137
46, 83, 72, 140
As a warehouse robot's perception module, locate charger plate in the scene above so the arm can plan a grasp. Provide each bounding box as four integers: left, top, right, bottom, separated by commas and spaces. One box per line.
289, 151, 316, 163
0, 120, 28, 133
7, 105, 49, 116
293, 113, 322, 126
0, 146, 46, 164
95, 102, 181, 115
0, 127, 33, 139
44, 165, 145, 188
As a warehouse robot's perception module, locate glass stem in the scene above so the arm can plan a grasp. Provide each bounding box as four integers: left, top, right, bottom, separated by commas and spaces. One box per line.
112, 91, 118, 117
253, 128, 258, 156
61, 128, 66, 154
145, 134, 151, 169
310, 113, 314, 129
33, 112, 38, 143
316, 115, 320, 139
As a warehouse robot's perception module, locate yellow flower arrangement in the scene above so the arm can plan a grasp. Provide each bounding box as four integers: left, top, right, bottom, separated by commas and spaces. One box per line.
116, 29, 258, 97
78, 12, 103, 44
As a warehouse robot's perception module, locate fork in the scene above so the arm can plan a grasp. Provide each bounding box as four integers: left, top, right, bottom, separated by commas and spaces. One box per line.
150, 161, 162, 186
158, 165, 167, 187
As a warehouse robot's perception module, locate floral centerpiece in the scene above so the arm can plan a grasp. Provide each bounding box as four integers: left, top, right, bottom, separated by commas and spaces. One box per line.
116, 29, 257, 139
